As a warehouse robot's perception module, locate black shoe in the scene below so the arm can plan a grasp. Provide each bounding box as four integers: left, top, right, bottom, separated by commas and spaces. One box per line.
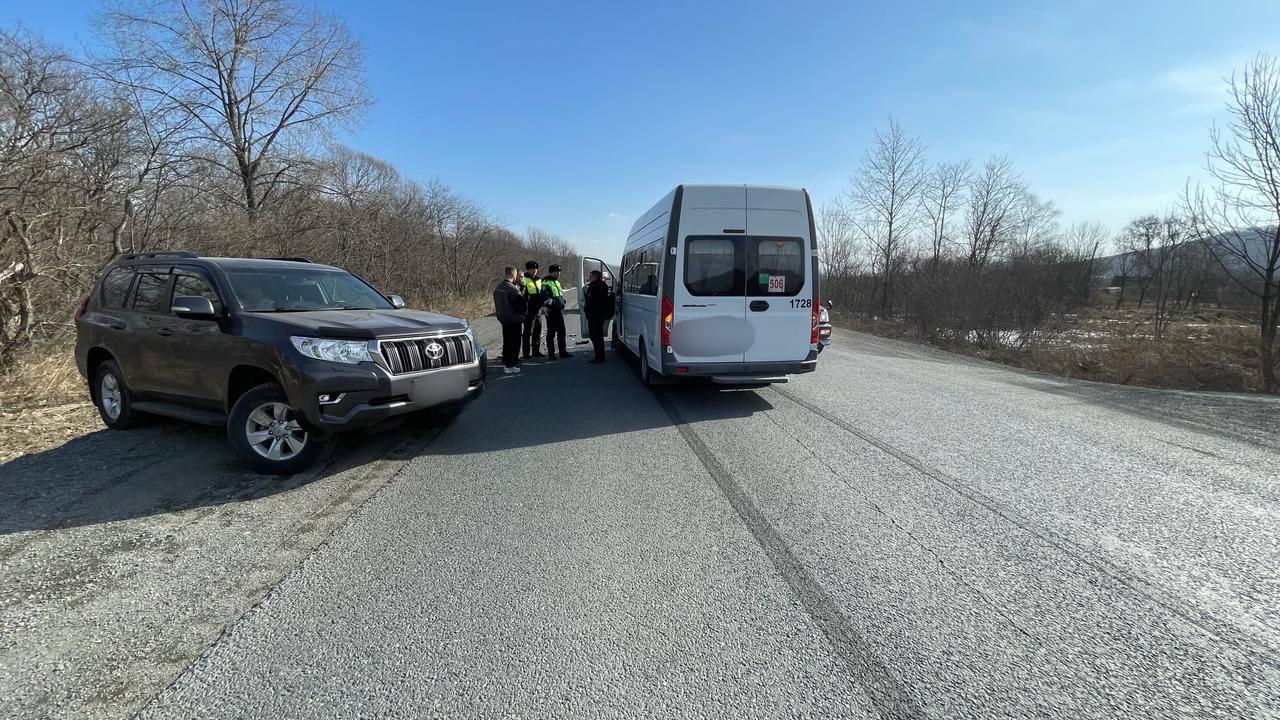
532, 351, 545, 357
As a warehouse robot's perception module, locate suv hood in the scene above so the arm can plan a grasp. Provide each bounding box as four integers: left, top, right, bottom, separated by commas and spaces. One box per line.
255, 309, 469, 339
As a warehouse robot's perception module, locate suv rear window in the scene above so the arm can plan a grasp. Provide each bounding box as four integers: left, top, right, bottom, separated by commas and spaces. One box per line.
100, 267, 134, 308
131, 270, 171, 312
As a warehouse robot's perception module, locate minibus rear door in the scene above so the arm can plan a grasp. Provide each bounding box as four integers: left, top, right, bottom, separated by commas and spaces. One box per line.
578, 256, 615, 338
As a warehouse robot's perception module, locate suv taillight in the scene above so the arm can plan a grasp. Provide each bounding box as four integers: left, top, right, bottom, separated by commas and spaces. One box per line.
74, 295, 89, 321
810, 297, 821, 344
661, 296, 673, 347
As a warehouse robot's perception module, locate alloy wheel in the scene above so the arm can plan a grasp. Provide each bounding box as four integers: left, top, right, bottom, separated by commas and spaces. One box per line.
100, 372, 122, 421
244, 402, 308, 461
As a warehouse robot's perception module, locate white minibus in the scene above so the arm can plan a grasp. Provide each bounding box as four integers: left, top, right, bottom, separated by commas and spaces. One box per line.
578, 184, 820, 385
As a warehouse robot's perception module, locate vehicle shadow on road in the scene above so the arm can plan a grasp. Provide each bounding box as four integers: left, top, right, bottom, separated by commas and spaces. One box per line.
0, 413, 427, 535
428, 345, 774, 456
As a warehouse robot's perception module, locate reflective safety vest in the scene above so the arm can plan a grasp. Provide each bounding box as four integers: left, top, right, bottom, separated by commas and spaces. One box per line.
523, 275, 541, 296
543, 278, 562, 297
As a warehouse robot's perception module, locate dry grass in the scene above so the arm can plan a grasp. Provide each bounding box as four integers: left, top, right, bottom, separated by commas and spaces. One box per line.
838, 307, 1268, 394
0, 336, 100, 464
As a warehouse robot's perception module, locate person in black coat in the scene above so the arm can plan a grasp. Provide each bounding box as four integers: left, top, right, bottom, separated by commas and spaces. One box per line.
492, 266, 527, 374
582, 270, 614, 363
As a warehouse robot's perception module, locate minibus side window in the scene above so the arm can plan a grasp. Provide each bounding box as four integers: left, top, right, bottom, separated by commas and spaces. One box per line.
748, 238, 804, 297
684, 236, 743, 296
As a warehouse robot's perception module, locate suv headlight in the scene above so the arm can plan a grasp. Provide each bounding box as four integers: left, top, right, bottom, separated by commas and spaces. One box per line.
290, 336, 373, 364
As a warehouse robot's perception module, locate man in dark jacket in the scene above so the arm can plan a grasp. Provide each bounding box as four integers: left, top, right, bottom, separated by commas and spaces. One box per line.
493, 266, 526, 374
582, 270, 614, 364
540, 263, 570, 359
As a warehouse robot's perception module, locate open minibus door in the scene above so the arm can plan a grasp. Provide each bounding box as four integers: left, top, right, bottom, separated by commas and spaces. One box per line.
578, 256, 616, 339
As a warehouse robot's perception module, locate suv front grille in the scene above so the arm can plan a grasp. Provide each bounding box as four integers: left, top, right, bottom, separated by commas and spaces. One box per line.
378, 334, 475, 374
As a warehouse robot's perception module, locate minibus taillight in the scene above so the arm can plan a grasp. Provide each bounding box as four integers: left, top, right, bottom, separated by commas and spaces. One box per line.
810, 297, 821, 344
661, 296, 673, 346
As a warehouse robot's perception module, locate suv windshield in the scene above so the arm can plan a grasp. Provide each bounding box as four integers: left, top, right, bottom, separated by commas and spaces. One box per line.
224, 267, 393, 312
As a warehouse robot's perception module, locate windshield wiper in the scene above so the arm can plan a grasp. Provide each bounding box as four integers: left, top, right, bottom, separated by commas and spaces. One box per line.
248, 307, 314, 313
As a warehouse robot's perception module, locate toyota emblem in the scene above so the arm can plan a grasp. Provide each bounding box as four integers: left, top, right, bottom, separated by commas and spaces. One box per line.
424, 341, 445, 360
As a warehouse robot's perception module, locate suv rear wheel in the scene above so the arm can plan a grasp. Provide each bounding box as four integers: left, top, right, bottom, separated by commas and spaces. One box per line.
94, 360, 143, 429
228, 383, 324, 475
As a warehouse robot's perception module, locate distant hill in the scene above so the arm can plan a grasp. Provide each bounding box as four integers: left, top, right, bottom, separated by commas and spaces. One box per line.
1092, 227, 1277, 286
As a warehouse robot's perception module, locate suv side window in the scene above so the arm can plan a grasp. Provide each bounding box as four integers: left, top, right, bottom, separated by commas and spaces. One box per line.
100, 267, 134, 308
173, 271, 222, 314
131, 269, 172, 313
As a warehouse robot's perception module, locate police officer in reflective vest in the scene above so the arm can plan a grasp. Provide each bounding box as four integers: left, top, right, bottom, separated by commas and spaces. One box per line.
540, 263, 571, 359
521, 260, 544, 358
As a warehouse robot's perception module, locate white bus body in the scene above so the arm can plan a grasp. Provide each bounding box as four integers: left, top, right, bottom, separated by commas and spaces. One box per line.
583, 184, 820, 385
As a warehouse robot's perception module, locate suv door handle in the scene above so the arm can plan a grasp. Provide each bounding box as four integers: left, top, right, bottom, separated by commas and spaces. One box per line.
156, 328, 173, 337
749, 301, 770, 312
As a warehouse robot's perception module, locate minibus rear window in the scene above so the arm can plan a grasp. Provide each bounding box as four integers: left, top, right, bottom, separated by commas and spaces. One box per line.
748, 238, 804, 297
685, 237, 744, 296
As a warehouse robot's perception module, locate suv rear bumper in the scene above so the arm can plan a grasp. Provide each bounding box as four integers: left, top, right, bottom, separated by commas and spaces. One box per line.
291, 349, 487, 432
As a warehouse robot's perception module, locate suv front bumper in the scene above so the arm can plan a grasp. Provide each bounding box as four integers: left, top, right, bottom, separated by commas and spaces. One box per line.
289, 349, 487, 432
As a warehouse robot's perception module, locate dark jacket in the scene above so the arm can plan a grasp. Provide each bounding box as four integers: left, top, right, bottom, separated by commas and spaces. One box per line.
493, 280, 526, 325
583, 279, 614, 321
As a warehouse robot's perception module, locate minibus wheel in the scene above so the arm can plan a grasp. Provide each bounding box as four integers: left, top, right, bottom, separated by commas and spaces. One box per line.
638, 339, 654, 386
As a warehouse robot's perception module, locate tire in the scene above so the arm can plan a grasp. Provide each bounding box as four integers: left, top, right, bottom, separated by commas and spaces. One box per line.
638, 338, 654, 387
227, 383, 325, 475
93, 359, 143, 429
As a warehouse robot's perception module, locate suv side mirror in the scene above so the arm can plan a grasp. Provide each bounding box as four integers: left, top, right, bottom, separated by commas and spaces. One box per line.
172, 295, 218, 320
388, 294, 406, 309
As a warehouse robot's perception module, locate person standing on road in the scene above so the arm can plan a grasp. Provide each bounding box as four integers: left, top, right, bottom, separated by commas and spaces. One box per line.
493, 266, 526, 375
540, 263, 571, 359
583, 269, 614, 364
521, 261, 544, 359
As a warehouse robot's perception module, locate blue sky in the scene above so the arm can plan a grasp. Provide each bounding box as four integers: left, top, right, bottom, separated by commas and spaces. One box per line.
8, 0, 1280, 260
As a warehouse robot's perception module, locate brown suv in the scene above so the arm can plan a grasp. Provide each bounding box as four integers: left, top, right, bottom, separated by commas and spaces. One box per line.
75, 253, 486, 474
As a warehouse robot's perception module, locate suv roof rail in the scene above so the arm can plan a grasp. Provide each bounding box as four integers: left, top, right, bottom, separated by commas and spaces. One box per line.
119, 251, 199, 260
259, 256, 314, 263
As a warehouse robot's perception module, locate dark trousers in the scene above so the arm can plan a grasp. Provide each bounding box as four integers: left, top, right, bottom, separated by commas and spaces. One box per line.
588, 317, 607, 361
546, 311, 567, 356
522, 310, 543, 356
501, 321, 522, 368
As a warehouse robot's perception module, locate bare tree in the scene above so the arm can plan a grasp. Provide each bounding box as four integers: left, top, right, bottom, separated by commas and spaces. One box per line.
919, 160, 970, 266
0, 30, 130, 361
845, 117, 927, 315
101, 0, 370, 218
1185, 53, 1280, 391
963, 155, 1024, 269
1122, 214, 1185, 336
1065, 221, 1108, 303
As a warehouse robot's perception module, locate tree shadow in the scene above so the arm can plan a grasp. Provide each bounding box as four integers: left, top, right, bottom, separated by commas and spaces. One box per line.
0, 345, 773, 534
0, 414, 435, 535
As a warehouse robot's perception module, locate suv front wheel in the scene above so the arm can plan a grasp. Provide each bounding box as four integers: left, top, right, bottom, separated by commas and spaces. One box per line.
228, 383, 325, 475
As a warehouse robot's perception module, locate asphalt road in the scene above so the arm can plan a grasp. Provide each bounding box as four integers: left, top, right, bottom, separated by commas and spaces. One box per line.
3, 305, 1279, 719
